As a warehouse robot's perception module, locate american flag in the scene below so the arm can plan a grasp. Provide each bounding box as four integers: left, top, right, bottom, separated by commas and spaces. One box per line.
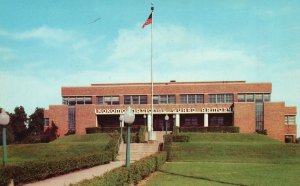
142, 13, 152, 28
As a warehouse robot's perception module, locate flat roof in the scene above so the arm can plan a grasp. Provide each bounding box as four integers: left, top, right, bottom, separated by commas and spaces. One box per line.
90, 80, 248, 87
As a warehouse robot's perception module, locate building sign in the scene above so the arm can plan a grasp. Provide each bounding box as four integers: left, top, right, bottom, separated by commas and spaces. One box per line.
95, 107, 232, 114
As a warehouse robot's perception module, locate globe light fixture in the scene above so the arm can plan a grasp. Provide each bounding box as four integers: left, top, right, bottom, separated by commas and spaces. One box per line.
0, 109, 10, 166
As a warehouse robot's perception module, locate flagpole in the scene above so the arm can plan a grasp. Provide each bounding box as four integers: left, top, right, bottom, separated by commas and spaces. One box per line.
150, 2, 154, 140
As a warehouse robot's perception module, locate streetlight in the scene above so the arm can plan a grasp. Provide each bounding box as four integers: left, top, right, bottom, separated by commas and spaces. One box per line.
119, 114, 124, 143
164, 114, 169, 135
143, 114, 147, 130
123, 106, 135, 168
0, 109, 10, 166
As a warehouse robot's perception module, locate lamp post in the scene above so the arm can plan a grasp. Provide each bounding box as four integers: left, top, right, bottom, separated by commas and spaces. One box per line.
124, 106, 135, 168
164, 114, 169, 135
0, 109, 10, 166
119, 114, 124, 143
143, 114, 147, 130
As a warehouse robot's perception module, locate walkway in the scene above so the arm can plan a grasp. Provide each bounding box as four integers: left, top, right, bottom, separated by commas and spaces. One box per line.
24, 161, 124, 186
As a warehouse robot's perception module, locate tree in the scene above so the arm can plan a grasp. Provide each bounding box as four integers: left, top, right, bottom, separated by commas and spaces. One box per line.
10, 106, 28, 142
28, 107, 44, 136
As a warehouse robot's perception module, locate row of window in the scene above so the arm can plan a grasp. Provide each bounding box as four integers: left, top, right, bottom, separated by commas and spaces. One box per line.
285, 115, 296, 125
238, 93, 270, 103
62, 93, 271, 105
63, 96, 92, 105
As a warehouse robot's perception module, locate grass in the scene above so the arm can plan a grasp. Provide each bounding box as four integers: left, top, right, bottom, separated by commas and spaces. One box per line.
0, 133, 111, 165
145, 133, 300, 186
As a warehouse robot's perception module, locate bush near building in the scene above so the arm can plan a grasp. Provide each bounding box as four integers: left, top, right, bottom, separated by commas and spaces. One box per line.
75, 151, 167, 186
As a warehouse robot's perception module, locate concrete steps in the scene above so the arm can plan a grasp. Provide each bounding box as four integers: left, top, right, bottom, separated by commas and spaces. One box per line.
117, 142, 160, 161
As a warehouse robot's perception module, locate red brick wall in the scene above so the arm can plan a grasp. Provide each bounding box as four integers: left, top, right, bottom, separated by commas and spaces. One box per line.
75, 105, 97, 134
234, 102, 256, 133
62, 82, 272, 97
48, 105, 69, 137
264, 102, 286, 142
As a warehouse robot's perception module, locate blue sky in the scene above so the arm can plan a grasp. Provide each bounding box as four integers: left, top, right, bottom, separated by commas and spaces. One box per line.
0, 0, 299, 136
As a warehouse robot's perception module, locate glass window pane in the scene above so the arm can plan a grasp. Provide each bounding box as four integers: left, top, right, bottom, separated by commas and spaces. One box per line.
77, 97, 84, 104
180, 95, 188, 104
196, 95, 204, 103
168, 95, 176, 104
209, 94, 216, 103
63, 97, 68, 105
68, 97, 76, 105
84, 97, 92, 104
140, 95, 147, 104
104, 96, 111, 105
111, 96, 119, 105
124, 96, 131, 105
263, 94, 270, 102
96, 96, 103, 105
153, 95, 159, 104
255, 94, 263, 103
238, 94, 245, 102
226, 94, 233, 103
132, 96, 139, 104
160, 95, 167, 104
188, 95, 196, 104
246, 94, 254, 102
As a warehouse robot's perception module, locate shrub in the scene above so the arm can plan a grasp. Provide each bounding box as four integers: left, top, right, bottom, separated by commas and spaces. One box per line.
172, 134, 190, 142
172, 126, 180, 135
123, 133, 138, 143
296, 138, 300, 144
0, 166, 13, 186
104, 131, 121, 161
1, 152, 112, 185
75, 151, 167, 186
163, 135, 173, 161
138, 126, 146, 143
256, 129, 268, 135
86, 127, 101, 134
180, 126, 239, 133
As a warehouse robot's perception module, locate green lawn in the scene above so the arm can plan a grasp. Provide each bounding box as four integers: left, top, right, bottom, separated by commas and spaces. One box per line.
145, 133, 300, 186
0, 133, 110, 165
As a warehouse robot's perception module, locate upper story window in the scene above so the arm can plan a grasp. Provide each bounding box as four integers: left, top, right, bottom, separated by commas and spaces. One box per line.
62, 96, 92, 105
124, 95, 147, 105
238, 93, 271, 103
285, 115, 296, 125
208, 94, 233, 103
153, 95, 176, 104
96, 96, 119, 105
44, 118, 49, 126
180, 94, 204, 104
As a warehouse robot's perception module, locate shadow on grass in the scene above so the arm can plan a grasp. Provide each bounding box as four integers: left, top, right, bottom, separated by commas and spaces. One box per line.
159, 170, 248, 186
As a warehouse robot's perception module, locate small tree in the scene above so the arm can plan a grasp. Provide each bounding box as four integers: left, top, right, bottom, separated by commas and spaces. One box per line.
10, 106, 28, 142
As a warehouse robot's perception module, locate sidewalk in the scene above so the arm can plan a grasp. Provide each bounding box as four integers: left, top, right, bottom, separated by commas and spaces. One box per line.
24, 161, 124, 186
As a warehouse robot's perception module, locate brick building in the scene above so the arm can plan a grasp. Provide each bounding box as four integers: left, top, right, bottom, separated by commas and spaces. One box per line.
44, 81, 297, 142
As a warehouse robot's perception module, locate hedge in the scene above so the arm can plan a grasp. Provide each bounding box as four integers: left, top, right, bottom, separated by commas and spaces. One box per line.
76, 151, 167, 186
172, 134, 190, 142
138, 126, 146, 143
0, 152, 112, 185
0, 132, 121, 185
86, 127, 102, 134
180, 126, 239, 133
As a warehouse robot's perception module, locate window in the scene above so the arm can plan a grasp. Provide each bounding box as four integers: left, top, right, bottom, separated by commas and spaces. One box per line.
238, 94, 245, 102
238, 93, 271, 102
181, 94, 204, 104
184, 117, 198, 125
263, 94, 270, 102
255, 94, 263, 103
285, 116, 296, 125
153, 95, 176, 104
256, 103, 264, 131
62, 96, 92, 105
44, 118, 49, 126
246, 94, 254, 102
97, 96, 119, 105
124, 95, 148, 105
208, 94, 233, 103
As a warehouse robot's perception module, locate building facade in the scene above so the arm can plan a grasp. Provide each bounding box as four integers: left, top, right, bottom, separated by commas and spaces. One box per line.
44, 81, 297, 142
